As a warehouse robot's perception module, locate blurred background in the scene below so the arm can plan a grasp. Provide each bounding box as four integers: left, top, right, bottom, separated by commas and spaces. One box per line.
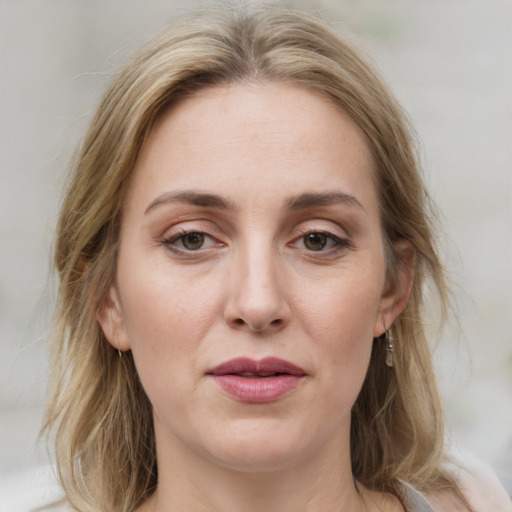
1, 0, 510, 507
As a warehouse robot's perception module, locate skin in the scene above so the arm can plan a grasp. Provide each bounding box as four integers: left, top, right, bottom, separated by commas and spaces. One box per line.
98, 82, 413, 512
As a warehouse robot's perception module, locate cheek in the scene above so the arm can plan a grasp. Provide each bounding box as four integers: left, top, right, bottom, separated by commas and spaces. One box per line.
292, 266, 383, 397
295, 265, 383, 344
116, 259, 222, 390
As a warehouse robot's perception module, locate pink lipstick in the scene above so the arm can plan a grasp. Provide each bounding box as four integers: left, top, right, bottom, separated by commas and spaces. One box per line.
207, 357, 306, 403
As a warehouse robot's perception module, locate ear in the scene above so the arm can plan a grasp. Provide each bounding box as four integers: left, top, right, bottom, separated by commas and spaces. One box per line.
373, 239, 415, 338
96, 286, 131, 351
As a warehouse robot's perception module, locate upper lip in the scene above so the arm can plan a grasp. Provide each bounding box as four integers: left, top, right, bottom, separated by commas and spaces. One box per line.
208, 357, 306, 377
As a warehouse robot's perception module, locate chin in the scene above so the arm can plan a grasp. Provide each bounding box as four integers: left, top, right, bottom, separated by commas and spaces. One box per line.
209, 445, 304, 473
199, 418, 318, 472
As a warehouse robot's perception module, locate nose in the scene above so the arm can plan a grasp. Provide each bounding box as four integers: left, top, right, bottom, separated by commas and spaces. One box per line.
223, 245, 291, 334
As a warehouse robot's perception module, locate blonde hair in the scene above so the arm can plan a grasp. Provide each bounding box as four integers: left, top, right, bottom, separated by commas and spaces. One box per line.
44, 4, 456, 511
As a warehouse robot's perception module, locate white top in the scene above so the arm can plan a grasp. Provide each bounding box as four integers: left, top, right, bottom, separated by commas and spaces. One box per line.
399, 455, 512, 512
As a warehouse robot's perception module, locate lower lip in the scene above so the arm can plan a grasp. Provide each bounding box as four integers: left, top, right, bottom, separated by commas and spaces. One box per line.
210, 375, 304, 403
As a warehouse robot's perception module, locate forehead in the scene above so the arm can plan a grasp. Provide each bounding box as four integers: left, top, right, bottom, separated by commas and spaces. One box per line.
128, 81, 377, 213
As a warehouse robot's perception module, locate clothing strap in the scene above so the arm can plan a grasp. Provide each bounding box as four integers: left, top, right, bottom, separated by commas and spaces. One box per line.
398, 481, 435, 512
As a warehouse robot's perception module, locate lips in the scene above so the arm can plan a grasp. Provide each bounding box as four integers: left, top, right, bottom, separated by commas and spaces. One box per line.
207, 357, 306, 403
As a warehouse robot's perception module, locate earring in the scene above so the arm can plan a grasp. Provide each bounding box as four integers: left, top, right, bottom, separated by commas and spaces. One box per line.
385, 331, 394, 368
115, 334, 123, 358
109, 309, 123, 358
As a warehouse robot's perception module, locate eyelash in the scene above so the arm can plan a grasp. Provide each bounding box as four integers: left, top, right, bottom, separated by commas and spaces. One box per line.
161, 227, 351, 256
161, 228, 220, 255
290, 229, 352, 255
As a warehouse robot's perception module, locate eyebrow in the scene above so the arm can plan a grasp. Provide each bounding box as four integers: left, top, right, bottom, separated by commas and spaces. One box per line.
286, 192, 365, 212
144, 191, 236, 215
144, 190, 365, 215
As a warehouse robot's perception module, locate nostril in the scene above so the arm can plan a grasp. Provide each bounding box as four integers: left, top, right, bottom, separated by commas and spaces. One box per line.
231, 317, 283, 331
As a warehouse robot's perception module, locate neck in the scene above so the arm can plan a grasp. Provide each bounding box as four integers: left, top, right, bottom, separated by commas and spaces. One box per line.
143, 421, 368, 512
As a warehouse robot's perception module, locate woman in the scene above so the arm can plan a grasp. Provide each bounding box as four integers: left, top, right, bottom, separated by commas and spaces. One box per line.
43, 4, 511, 512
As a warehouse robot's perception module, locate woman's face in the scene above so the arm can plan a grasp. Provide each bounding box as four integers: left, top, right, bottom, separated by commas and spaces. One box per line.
99, 82, 411, 472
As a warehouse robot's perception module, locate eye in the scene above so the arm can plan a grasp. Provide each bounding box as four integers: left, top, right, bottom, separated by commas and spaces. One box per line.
292, 230, 350, 253
180, 232, 206, 250
303, 232, 330, 251
162, 229, 218, 252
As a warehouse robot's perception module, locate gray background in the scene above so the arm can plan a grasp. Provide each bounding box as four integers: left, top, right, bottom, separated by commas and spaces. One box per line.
1, 0, 511, 504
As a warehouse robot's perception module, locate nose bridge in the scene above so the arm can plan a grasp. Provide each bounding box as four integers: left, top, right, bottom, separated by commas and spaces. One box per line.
225, 233, 289, 332
242, 240, 279, 303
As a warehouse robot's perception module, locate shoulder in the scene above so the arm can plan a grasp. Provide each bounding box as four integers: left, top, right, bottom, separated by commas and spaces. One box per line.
424, 456, 511, 512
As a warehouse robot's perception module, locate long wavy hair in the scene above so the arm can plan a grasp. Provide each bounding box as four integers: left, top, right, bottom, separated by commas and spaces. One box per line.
44, 4, 456, 511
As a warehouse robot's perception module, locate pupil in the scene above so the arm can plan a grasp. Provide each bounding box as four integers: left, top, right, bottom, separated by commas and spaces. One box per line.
305, 233, 327, 251
183, 233, 204, 250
